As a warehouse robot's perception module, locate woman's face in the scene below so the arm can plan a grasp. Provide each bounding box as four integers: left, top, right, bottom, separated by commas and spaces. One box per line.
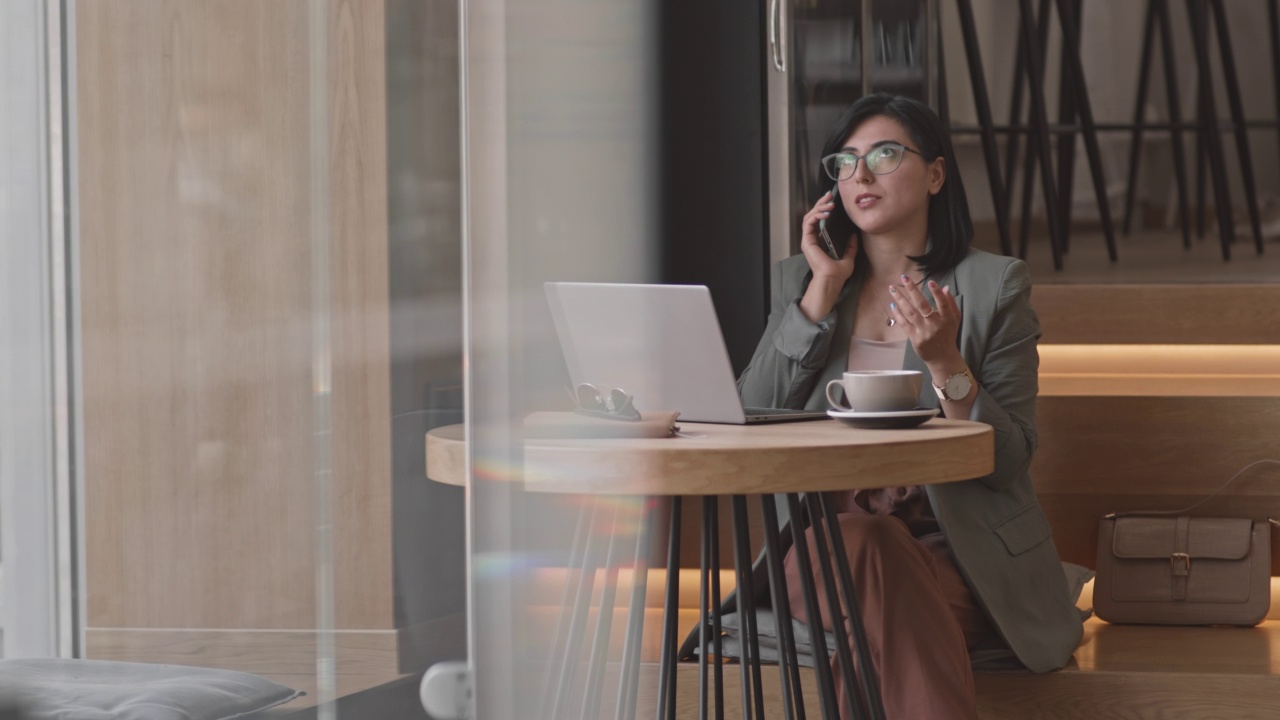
837, 114, 945, 239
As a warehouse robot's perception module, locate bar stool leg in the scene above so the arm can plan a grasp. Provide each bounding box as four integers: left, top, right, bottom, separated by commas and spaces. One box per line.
954, 0, 1014, 257
1269, 0, 1280, 176
1017, 0, 1053, 261
1018, 0, 1066, 269
1155, 0, 1193, 249
1196, 99, 1208, 240
615, 498, 654, 720
1186, 0, 1236, 259
1210, 0, 1266, 254
1123, 0, 1158, 237
656, 498, 682, 720
1018, 136, 1039, 260
1003, 21, 1027, 225
1055, 0, 1080, 255
760, 495, 805, 720
783, 494, 840, 719
1056, 0, 1119, 262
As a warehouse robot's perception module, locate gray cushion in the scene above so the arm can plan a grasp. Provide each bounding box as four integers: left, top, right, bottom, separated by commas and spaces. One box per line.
0, 658, 302, 720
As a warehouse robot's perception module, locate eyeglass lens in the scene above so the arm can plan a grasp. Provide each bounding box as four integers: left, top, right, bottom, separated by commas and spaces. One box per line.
824, 144, 906, 181
575, 383, 633, 414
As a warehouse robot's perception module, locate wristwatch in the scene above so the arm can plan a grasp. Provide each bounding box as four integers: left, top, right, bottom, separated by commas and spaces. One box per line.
933, 368, 975, 402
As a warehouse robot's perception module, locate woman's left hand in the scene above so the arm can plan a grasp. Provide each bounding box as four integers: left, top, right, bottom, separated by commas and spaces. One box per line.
886, 277, 964, 369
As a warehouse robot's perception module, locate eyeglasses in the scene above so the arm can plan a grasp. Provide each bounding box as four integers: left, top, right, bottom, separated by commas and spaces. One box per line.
573, 383, 641, 421
821, 142, 926, 181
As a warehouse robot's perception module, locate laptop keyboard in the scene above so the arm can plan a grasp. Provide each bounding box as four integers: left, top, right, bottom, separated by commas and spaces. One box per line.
743, 407, 815, 416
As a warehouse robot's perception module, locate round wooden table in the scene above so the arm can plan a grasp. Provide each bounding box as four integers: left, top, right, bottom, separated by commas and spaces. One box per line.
426, 418, 992, 494
426, 418, 994, 720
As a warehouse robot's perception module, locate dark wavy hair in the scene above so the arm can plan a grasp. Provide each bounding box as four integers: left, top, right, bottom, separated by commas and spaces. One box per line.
818, 93, 972, 277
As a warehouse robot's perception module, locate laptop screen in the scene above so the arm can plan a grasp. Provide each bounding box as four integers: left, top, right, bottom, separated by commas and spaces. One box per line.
544, 282, 749, 423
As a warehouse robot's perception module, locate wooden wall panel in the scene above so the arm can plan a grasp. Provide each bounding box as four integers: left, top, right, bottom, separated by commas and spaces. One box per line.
1033, 396, 1280, 573
1035, 285, 1280, 345
79, 0, 392, 632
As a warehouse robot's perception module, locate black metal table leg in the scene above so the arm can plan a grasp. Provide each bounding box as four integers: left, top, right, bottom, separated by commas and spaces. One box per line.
732, 496, 766, 720
656, 498, 682, 720
818, 494, 886, 720
709, 501, 724, 720
783, 494, 840, 719
760, 495, 804, 720
699, 499, 712, 720
697, 498, 726, 720
803, 495, 869, 720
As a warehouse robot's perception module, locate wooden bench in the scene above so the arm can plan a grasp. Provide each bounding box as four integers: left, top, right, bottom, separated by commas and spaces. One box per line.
978, 283, 1280, 719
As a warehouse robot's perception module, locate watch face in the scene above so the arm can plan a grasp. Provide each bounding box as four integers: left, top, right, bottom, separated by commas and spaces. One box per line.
945, 373, 972, 400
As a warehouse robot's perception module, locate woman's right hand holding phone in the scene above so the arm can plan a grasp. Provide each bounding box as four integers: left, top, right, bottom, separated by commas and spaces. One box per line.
799, 191, 856, 322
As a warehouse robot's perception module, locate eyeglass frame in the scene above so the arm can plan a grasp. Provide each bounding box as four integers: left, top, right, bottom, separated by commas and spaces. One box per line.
571, 382, 641, 421
820, 142, 928, 182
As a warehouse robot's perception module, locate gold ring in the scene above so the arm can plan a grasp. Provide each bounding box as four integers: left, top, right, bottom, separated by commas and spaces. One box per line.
920, 309, 936, 319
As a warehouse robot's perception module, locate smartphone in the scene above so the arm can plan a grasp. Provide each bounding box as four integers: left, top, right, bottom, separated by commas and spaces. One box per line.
818, 184, 856, 260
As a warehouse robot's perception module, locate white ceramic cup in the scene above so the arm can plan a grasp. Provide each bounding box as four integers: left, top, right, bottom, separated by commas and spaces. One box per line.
825, 370, 923, 413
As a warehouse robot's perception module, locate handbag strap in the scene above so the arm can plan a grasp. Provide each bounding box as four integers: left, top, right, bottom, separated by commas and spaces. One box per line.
1104, 458, 1280, 527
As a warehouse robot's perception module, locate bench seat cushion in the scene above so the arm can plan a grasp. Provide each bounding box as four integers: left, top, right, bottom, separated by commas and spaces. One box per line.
0, 658, 302, 719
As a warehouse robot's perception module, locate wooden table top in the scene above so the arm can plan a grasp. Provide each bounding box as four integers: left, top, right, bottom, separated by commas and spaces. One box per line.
426, 418, 993, 496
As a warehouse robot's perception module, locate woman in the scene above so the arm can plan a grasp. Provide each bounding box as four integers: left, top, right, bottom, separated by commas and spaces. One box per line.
738, 94, 1082, 719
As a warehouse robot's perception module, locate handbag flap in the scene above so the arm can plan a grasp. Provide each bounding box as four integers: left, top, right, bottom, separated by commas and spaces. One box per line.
1111, 517, 1254, 560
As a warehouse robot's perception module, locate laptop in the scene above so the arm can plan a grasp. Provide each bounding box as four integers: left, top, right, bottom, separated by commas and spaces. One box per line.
544, 282, 829, 424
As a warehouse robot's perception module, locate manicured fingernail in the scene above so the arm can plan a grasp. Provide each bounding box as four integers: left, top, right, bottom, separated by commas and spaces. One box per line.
821, 211, 830, 216
900, 274, 911, 283
929, 280, 938, 288
943, 285, 951, 293
889, 302, 897, 311
888, 286, 897, 294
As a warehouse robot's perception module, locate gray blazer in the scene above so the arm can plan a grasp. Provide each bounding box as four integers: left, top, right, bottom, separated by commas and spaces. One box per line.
738, 248, 1082, 673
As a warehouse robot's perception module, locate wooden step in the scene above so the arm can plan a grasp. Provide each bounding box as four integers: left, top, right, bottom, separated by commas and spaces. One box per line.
614, 617, 1280, 719
975, 617, 1280, 720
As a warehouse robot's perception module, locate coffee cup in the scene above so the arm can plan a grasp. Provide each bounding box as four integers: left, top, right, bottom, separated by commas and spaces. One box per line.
825, 370, 923, 413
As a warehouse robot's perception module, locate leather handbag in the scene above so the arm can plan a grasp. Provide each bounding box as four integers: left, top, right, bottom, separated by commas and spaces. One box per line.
1093, 460, 1280, 626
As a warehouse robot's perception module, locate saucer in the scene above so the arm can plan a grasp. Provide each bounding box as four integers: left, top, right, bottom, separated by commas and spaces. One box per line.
826, 407, 938, 429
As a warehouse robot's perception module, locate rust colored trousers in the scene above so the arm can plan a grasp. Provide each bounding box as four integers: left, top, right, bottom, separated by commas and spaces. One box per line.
783, 513, 996, 720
